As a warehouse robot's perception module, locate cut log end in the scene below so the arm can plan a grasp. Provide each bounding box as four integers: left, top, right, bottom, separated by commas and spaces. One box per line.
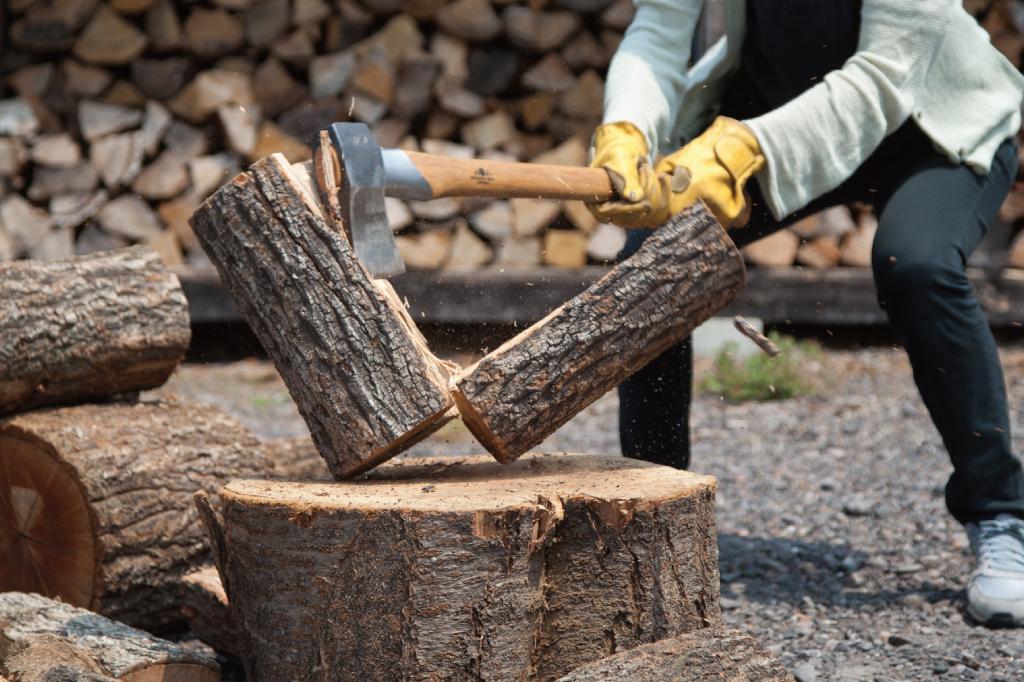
223, 451, 717, 513
0, 434, 96, 609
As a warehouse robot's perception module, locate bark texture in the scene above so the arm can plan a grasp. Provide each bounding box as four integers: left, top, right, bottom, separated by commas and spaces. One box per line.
182, 565, 237, 656
0, 399, 322, 631
455, 203, 746, 463
0, 592, 219, 682
556, 628, 794, 681
205, 453, 720, 681
190, 153, 455, 479
0, 247, 190, 416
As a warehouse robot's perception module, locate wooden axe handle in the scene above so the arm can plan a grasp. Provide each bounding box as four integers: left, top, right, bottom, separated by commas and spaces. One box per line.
402, 151, 615, 202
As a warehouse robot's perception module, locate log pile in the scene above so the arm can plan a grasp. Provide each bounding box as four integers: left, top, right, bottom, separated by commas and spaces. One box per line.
1, 1, 1016, 276
0, 247, 331, 642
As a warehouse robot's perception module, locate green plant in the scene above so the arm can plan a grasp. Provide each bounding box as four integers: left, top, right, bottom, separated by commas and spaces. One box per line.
698, 332, 820, 402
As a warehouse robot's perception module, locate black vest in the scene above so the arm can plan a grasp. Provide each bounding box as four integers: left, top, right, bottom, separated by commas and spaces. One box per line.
724, 0, 862, 118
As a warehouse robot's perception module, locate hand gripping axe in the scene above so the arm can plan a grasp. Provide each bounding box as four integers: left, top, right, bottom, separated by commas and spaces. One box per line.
316, 122, 615, 277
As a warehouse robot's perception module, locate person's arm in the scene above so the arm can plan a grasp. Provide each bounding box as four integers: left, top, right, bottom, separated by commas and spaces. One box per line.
603, 0, 704, 155
744, 0, 957, 219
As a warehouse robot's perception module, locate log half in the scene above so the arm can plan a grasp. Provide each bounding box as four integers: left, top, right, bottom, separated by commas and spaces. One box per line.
201, 453, 720, 681
0, 592, 219, 682
0, 247, 190, 416
189, 153, 455, 479
0, 400, 323, 631
455, 203, 745, 463
556, 628, 794, 681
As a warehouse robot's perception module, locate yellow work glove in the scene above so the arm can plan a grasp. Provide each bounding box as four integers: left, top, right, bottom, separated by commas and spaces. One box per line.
651, 116, 765, 229
586, 122, 667, 229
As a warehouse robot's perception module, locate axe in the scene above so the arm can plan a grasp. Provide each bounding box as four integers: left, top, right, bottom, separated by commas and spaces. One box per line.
314, 122, 615, 278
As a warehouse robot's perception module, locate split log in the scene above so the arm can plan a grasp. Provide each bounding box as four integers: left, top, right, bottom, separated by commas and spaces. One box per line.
0, 247, 189, 415
201, 452, 721, 681
742, 229, 799, 268
556, 628, 793, 682
0, 592, 219, 682
455, 204, 745, 463
189, 153, 456, 478
0, 400, 329, 630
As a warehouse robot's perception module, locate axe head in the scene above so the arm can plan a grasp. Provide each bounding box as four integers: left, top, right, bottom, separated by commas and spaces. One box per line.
325, 122, 405, 278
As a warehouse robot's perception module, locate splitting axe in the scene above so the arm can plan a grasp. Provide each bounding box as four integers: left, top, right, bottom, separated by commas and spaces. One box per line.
314, 122, 615, 278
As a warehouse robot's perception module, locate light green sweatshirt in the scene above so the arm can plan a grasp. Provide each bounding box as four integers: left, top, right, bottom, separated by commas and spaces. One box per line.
603, 0, 1024, 219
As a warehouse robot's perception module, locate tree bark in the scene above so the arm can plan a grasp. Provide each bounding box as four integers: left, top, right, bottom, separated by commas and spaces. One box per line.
202, 452, 720, 681
0, 592, 219, 682
555, 628, 793, 681
0, 247, 190, 416
0, 400, 325, 631
182, 565, 237, 656
189, 153, 456, 479
455, 203, 746, 463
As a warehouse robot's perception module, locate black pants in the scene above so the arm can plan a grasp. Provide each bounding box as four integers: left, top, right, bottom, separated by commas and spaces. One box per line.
618, 122, 1024, 524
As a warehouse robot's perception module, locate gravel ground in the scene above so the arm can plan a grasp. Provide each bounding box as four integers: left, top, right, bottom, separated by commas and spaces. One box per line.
154, 345, 1024, 681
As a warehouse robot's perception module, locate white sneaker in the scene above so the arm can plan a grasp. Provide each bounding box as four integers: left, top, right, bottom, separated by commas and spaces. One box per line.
966, 513, 1024, 626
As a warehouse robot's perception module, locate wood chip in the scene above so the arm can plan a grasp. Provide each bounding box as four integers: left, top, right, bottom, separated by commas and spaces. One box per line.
733, 316, 781, 357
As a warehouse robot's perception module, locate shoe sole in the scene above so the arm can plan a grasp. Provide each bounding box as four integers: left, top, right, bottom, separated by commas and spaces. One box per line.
967, 606, 1023, 628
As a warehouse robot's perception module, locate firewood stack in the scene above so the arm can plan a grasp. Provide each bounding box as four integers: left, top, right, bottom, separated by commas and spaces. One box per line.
0, 246, 329, 656
0, 1, 1017, 276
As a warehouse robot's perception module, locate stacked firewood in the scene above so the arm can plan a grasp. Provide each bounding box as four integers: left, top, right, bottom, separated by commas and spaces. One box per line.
0, 0, 1018, 273
0, 0, 626, 269
0, 248, 329, 673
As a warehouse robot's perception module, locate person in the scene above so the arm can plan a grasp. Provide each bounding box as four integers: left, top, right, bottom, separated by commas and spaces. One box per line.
586, 0, 1024, 626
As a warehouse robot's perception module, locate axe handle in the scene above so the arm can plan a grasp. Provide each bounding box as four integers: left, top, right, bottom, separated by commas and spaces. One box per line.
402, 151, 616, 202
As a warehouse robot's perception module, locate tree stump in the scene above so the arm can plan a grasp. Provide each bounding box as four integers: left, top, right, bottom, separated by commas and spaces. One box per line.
454, 204, 745, 463
556, 629, 794, 681
0, 592, 219, 682
0, 400, 324, 630
201, 453, 720, 681
0, 247, 190, 416
189, 153, 456, 479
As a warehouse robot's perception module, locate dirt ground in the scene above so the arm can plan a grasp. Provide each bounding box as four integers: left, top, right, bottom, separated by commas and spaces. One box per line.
153, 345, 1024, 681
